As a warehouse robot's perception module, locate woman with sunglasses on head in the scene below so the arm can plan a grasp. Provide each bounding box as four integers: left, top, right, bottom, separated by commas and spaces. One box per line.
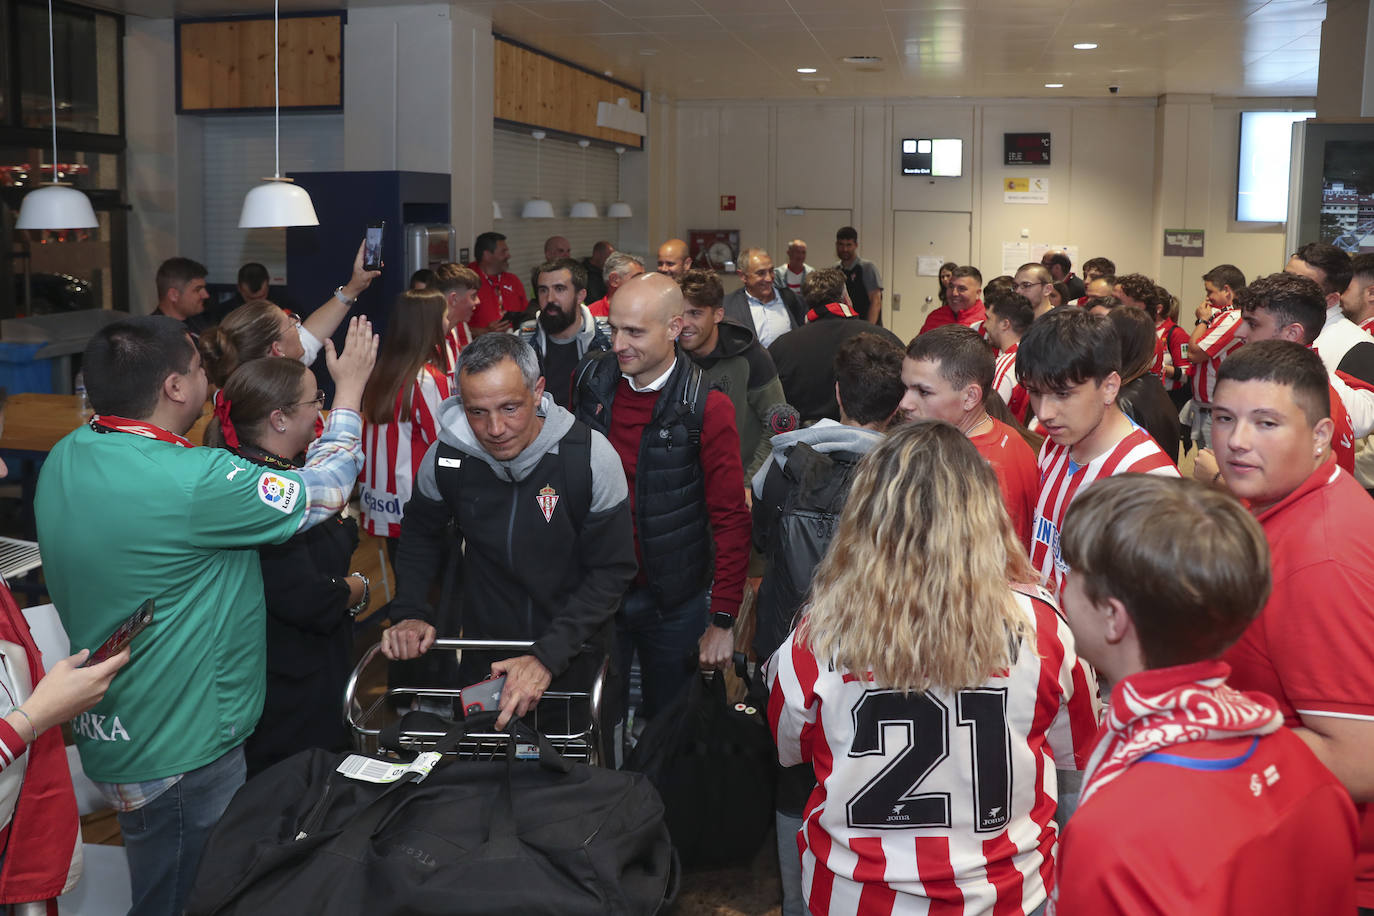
768, 421, 1100, 916
358, 289, 453, 562
205, 345, 375, 776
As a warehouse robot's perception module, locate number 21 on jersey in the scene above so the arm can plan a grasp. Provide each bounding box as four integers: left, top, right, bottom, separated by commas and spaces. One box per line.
846, 688, 1012, 833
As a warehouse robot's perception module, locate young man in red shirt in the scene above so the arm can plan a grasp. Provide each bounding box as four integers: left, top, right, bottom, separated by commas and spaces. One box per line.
1053, 473, 1357, 915
1210, 339, 1374, 912
572, 272, 751, 721
900, 324, 1038, 549
1017, 308, 1177, 593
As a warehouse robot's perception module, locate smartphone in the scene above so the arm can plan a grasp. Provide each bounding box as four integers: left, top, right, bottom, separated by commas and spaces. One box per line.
459, 674, 506, 717
363, 221, 385, 272
84, 599, 154, 667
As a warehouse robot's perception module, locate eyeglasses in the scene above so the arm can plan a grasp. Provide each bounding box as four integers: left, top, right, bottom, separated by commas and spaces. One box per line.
1014, 281, 1046, 291
286, 390, 326, 410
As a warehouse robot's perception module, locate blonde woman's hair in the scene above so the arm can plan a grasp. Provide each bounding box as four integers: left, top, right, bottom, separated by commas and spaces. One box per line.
799, 420, 1035, 692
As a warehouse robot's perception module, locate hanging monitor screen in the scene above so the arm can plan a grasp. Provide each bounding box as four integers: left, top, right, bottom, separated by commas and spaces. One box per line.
902, 138, 963, 177
1236, 110, 1312, 222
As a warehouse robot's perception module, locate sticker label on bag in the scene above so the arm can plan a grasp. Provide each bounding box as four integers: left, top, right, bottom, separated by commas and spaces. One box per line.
337, 752, 444, 784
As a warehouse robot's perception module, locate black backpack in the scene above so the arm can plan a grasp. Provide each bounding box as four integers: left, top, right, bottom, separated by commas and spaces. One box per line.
753, 442, 864, 662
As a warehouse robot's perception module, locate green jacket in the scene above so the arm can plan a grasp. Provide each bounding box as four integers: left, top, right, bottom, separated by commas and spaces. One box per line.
689, 320, 793, 480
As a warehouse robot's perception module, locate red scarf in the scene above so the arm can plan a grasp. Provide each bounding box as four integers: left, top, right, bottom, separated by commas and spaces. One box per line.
0, 586, 81, 903
89, 415, 192, 448
1080, 659, 1282, 806
805, 301, 857, 322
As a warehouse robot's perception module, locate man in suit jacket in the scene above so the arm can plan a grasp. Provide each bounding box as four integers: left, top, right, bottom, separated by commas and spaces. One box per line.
723, 248, 807, 347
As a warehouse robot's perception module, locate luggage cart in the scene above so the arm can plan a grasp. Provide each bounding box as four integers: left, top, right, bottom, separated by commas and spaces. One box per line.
345, 638, 608, 766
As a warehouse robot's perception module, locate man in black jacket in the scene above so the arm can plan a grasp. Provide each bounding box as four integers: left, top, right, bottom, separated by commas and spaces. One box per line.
380, 332, 636, 730
722, 248, 807, 347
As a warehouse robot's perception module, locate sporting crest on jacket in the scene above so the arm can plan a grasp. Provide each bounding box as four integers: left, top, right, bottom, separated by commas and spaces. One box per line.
537, 484, 559, 522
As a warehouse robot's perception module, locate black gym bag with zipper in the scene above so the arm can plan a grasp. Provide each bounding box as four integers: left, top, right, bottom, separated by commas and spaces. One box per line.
187, 713, 676, 915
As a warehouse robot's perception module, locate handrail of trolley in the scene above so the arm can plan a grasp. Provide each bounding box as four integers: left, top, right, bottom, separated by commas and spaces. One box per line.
344, 638, 607, 743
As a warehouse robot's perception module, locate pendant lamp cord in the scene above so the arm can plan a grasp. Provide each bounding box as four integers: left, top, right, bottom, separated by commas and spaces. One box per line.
47, 0, 57, 181
273, 0, 281, 179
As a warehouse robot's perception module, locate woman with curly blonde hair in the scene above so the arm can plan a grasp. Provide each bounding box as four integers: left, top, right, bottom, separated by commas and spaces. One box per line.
768, 420, 1099, 916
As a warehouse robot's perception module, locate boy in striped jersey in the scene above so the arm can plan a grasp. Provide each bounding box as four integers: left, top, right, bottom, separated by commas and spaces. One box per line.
1187, 264, 1247, 450
1016, 308, 1177, 593
433, 262, 480, 378
985, 290, 1033, 423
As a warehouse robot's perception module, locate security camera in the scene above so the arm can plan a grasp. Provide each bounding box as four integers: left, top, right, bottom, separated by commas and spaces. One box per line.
1108, 85, 1120, 94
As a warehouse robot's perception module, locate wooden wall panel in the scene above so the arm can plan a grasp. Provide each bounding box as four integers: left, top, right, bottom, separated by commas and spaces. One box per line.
179, 15, 343, 112
493, 38, 643, 148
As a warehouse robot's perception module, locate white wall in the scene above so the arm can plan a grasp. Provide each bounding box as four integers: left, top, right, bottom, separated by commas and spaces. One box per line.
665, 94, 1313, 321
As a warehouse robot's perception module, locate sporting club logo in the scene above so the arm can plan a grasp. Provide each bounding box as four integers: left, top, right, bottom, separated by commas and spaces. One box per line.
537, 484, 559, 523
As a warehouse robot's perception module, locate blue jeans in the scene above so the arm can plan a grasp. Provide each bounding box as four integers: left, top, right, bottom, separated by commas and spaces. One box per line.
116, 746, 246, 916
617, 586, 709, 720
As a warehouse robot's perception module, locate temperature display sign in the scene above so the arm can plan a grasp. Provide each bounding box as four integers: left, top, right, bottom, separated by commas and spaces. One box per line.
1004, 132, 1051, 166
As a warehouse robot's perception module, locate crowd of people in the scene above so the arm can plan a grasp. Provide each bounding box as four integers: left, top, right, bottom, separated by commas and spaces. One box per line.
1, 226, 1371, 916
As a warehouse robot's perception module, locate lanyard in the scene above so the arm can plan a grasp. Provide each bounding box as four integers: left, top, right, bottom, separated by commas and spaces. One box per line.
479, 269, 505, 311
89, 415, 193, 448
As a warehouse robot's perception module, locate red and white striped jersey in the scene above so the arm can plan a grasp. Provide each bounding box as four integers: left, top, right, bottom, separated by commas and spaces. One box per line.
993, 343, 1029, 422
1192, 309, 1244, 406
1151, 319, 1191, 392
442, 323, 473, 386
1362, 316, 1374, 335
1030, 426, 1178, 592
360, 364, 451, 539
768, 588, 1101, 916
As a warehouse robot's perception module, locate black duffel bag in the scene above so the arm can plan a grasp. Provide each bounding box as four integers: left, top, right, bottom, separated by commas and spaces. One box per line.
188, 713, 675, 915
625, 662, 777, 869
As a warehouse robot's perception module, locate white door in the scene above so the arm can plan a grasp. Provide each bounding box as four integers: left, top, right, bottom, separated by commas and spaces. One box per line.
775, 208, 853, 276
890, 210, 972, 342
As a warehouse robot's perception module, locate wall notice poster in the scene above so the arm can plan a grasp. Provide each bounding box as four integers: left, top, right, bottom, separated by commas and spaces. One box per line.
1164, 229, 1205, 258
917, 256, 944, 277
1004, 177, 1049, 204
688, 230, 741, 271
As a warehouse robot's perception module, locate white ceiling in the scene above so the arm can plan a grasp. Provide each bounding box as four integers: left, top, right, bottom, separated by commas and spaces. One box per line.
99, 0, 1328, 101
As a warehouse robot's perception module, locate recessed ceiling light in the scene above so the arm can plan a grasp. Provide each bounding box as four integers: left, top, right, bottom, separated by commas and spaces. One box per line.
639, 48, 658, 56
842, 55, 883, 64
1073, 42, 1098, 50
797, 67, 817, 74
1045, 82, 1064, 88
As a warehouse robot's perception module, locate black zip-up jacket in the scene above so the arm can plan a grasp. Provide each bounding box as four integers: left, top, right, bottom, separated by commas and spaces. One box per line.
389, 393, 636, 678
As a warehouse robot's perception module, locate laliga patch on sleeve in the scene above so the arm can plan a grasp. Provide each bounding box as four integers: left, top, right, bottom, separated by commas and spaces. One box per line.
257, 472, 301, 514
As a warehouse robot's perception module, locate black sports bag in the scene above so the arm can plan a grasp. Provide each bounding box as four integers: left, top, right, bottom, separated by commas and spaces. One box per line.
188, 714, 675, 915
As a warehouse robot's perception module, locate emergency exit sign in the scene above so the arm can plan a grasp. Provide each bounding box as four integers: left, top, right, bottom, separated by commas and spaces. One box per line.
720, 195, 736, 211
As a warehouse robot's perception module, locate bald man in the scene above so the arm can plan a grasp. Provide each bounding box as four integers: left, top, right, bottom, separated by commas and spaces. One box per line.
722, 248, 807, 346
544, 236, 571, 261
774, 239, 814, 296
656, 239, 692, 282
572, 273, 752, 717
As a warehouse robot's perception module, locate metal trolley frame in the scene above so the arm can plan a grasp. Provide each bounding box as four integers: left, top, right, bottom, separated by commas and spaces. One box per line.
344, 638, 608, 766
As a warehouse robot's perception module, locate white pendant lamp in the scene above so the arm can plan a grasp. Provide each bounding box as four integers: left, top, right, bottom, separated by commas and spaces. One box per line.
521, 131, 555, 219
238, 0, 319, 228
607, 146, 633, 219
570, 139, 599, 219
15, 0, 98, 230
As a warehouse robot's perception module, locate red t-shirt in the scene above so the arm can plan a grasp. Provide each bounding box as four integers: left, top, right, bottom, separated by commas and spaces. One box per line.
919, 300, 987, 336
1225, 460, 1374, 906
970, 417, 1038, 551
604, 377, 751, 617
1055, 725, 1357, 915
586, 296, 610, 318
467, 263, 528, 328
1328, 381, 1356, 474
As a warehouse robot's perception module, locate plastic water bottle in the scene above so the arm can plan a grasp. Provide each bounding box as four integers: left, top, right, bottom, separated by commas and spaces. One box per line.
74, 371, 90, 416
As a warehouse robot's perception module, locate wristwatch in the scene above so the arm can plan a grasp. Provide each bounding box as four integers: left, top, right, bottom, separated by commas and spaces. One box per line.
346, 573, 371, 617
711, 611, 735, 630
334, 286, 358, 307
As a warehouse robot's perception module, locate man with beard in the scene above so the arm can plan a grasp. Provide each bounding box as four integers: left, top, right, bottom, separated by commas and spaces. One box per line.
520, 258, 610, 407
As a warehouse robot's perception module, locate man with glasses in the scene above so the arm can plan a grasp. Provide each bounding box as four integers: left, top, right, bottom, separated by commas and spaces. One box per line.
1012, 262, 1054, 317
918, 265, 986, 334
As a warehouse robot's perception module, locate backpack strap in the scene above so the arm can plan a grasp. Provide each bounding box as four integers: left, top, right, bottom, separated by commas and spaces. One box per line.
674, 361, 707, 446
559, 421, 594, 531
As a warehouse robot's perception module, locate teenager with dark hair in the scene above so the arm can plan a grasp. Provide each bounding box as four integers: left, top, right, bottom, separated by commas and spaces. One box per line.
1211, 338, 1374, 910
1053, 475, 1358, 915
1016, 308, 1177, 592
1107, 307, 1181, 464
1288, 242, 1374, 384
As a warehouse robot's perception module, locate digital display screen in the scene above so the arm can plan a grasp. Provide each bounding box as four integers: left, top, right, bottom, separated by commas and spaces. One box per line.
1236, 110, 1312, 222
902, 138, 962, 177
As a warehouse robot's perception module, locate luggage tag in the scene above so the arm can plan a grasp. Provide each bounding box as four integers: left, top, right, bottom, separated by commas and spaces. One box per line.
337, 751, 443, 784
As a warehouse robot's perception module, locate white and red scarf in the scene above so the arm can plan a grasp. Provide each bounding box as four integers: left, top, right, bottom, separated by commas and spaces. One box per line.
90, 415, 192, 448
1079, 659, 1283, 806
